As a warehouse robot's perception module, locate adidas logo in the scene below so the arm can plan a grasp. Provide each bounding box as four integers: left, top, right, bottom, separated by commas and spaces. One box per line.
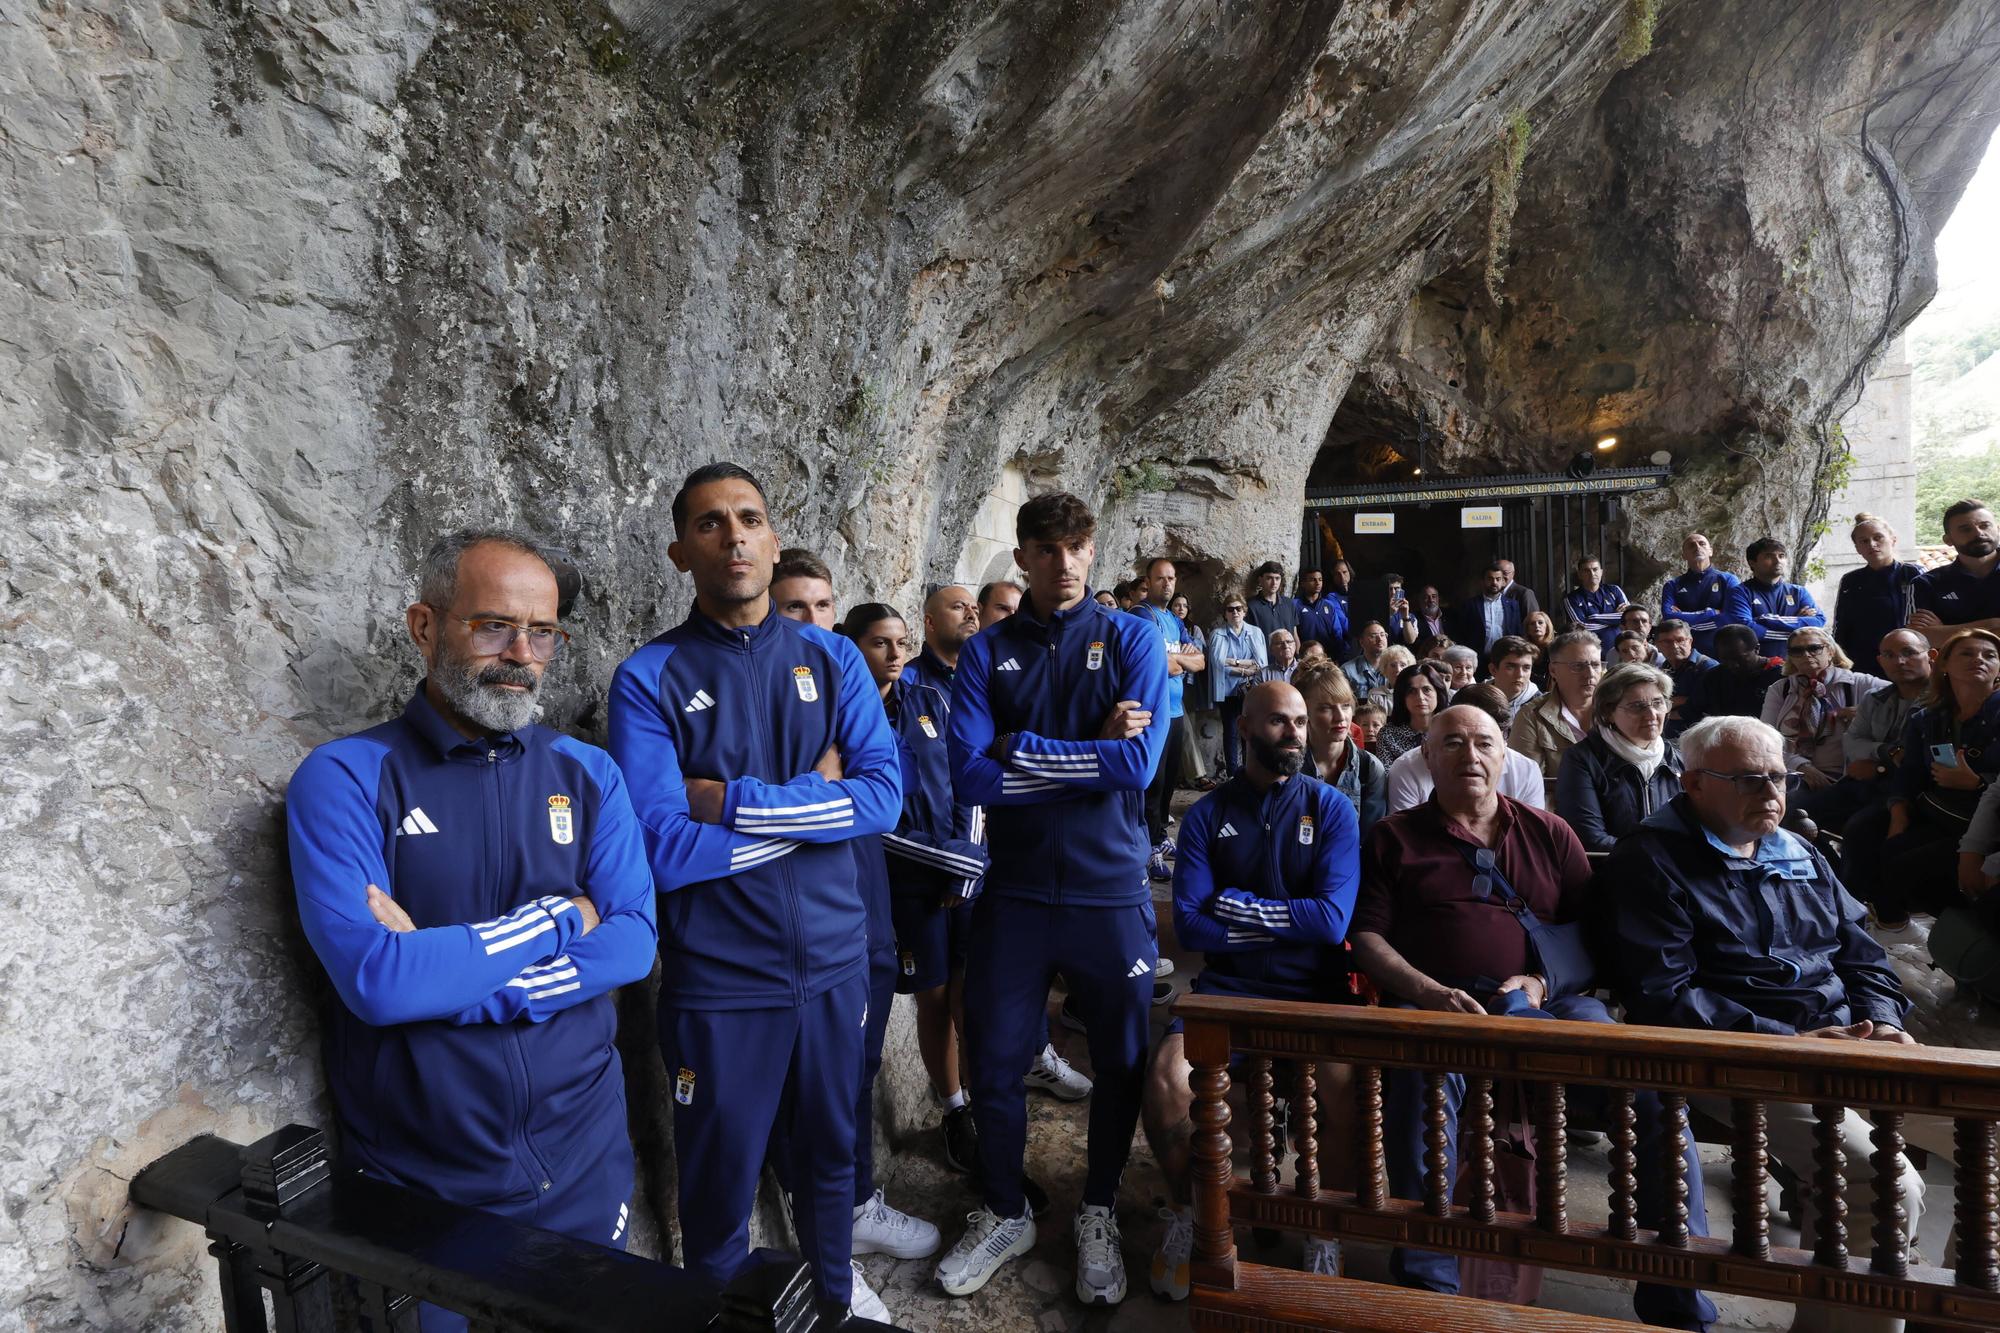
1126, 958, 1151, 978
997, 657, 1022, 672
684, 688, 716, 713
1218, 822, 1239, 838
398, 807, 439, 837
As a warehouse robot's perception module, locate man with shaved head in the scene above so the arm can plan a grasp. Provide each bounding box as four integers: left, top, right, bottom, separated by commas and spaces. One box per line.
906, 583, 981, 701
1140, 681, 1361, 1300
1352, 704, 1716, 1330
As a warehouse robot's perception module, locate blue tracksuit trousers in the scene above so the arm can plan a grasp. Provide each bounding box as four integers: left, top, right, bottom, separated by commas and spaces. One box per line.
1383, 995, 1717, 1330
659, 970, 867, 1306
963, 896, 1157, 1218
856, 946, 898, 1204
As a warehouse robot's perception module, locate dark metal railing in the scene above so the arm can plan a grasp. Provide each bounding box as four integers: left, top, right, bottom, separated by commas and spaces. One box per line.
130, 1124, 890, 1332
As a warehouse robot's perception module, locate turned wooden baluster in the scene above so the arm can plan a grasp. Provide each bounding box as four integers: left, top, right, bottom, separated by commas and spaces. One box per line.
1870, 1110, 1909, 1278
1812, 1103, 1849, 1268
1250, 1057, 1277, 1195
1293, 1062, 1319, 1200
1731, 1098, 1771, 1260
1660, 1092, 1690, 1248
1536, 1081, 1568, 1234
1608, 1086, 1638, 1242
1358, 1064, 1387, 1210
1423, 1072, 1452, 1218
1467, 1076, 1497, 1224
1955, 1117, 2000, 1292
1187, 1024, 1237, 1279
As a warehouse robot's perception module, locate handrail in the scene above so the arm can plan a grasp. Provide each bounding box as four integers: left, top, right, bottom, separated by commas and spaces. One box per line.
129, 1125, 874, 1332
1177, 993, 2000, 1331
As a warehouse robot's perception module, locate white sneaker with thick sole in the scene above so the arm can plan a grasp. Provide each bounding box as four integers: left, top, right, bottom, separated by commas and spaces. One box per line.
1075, 1203, 1128, 1305
936, 1207, 1036, 1297
849, 1260, 892, 1323
852, 1188, 941, 1259
1024, 1042, 1093, 1101
1149, 1205, 1193, 1300
1303, 1234, 1342, 1277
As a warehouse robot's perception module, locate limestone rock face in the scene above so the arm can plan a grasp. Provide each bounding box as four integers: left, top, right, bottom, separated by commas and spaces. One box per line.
3, 0, 1997, 1325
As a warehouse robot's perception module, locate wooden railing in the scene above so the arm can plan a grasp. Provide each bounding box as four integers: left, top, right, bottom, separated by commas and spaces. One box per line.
1178, 994, 2000, 1331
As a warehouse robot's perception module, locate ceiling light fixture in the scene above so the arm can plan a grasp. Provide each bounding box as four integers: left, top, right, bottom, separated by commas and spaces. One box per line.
1596, 435, 1619, 451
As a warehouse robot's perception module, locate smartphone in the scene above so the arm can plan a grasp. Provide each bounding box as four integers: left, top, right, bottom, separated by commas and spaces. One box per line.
1932, 742, 1960, 768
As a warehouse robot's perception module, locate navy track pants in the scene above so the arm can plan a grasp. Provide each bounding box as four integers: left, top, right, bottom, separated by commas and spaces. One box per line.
963, 896, 1157, 1218
659, 969, 867, 1305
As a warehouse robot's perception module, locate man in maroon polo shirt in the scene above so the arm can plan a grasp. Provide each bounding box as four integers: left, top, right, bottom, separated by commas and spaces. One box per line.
1350, 705, 1715, 1331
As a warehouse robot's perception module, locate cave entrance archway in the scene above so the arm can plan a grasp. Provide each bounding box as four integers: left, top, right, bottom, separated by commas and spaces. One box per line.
1300, 470, 1671, 632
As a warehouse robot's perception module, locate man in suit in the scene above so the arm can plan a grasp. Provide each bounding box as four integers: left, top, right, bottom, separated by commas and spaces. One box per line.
1450, 562, 1525, 661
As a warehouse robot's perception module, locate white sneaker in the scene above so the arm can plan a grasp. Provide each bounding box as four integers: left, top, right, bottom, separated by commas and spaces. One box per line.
852, 1188, 941, 1259
936, 1207, 1036, 1297
1303, 1234, 1342, 1276
1024, 1043, 1093, 1101
1154, 956, 1175, 978
1074, 1203, 1128, 1305
848, 1260, 892, 1323
1149, 1205, 1193, 1301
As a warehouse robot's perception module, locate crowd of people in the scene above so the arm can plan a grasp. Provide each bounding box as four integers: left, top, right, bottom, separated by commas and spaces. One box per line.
283, 470, 2000, 1332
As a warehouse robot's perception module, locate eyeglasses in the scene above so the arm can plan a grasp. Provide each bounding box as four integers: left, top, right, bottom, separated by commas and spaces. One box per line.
1617, 696, 1672, 715
1883, 647, 1930, 661
1694, 768, 1803, 794
1553, 659, 1604, 674
453, 616, 570, 661
1224, 604, 1246, 613
1787, 644, 1830, 657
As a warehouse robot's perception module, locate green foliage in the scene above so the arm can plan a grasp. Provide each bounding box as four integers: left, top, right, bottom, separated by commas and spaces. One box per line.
1111, 461, 1173, 500
1912, 315, 2000, 385
1485, 110, 1532, 305
1617, 0, 1658, 68
1915, 444, 2000, 544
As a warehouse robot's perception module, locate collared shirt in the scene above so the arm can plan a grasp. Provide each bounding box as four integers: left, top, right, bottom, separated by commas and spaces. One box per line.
1355, 796, 1592, 991
1915, 559, 2000, 628
1342, 655, 1386, 701
902, 644, 958, 712
1208, 621, 1268, 701
1481, 594, 1506, 649
1246, 594, 1300, 641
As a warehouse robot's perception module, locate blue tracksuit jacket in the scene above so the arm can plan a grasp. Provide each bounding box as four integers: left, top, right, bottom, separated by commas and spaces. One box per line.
1294, 594, 1350, 657
1732, 578, 1825, 654
1661, 568, 1745, 652
948, 590, 1169, 906
1565, 584, 1629, 651
1172, 774, 1359, 1002
901, 646, 957, 710
285, 689, 658, 1209
881, 678, 987, 901
608, 607, 901, 1009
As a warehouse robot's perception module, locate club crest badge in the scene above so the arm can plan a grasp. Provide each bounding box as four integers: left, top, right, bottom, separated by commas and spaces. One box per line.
1086, 641, 1106, 671
547, 794, 574, 845
901, 951, 916, 977
675, 1067, 696, 1105
1297, 815, 1315, 846
918, 714, 938, 739
793, 665, 819, 702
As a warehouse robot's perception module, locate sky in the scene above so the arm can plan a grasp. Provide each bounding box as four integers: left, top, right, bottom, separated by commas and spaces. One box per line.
1915, 128, 2000, 342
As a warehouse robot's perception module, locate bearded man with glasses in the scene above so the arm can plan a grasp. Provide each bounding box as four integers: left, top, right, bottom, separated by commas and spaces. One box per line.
1605, 714, 1919, 1333
285, 529, 658, 1331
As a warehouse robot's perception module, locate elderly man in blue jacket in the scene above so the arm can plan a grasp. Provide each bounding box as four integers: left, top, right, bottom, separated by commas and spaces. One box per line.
1605, 714, 1921, 1333
288, 530, 658, 1333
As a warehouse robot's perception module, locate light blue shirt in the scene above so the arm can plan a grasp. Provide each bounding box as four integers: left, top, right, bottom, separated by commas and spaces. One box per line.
1208, 622, 1267, 701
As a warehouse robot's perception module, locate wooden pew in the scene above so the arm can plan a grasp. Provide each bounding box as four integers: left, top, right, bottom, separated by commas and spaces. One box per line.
1179, 994, 2000, 1331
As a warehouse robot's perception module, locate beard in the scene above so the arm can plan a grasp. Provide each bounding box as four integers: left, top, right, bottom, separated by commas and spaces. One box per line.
433, 641, 542, 735
1249, 734, 1305, 777
1963, 537, 1998, 558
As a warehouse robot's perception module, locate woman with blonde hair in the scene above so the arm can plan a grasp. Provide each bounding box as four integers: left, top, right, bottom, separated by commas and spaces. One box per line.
1370, 644, 1416, 714
1523, 610, 1558, 687
1833, 512, 1922, 667
1758, 625, 1886, 828
1293, 661, 1387, 839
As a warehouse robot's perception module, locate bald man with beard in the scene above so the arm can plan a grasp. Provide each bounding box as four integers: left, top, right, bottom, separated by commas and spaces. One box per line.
905, 583, 982, 702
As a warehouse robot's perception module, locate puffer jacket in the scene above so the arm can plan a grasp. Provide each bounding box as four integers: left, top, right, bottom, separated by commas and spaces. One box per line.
1554, 730, 1684, 852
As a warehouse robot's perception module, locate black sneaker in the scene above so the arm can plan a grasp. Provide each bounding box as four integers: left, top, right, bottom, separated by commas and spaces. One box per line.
1151, 980, 1174, 1006
942, 1104, 978, 1175
1022, 1173, 1052, 1219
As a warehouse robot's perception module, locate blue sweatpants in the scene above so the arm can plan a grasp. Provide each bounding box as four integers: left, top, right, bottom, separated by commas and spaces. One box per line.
963, 896, 1157, 1218
856, 945, 898, 1204
659, 970, 867, 1306
399, 1122, 634, 1331
1384, 994, 1717, 1331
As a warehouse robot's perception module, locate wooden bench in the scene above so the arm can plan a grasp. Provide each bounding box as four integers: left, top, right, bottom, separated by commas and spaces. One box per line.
1177, 993, 2000, 1332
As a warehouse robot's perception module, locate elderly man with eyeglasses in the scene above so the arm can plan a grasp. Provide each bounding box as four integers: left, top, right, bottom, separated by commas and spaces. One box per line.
1605, 714, 1920, 1333
286, 529, 658, 1332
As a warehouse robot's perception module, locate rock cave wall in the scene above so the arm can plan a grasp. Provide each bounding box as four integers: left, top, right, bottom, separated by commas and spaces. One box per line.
4, 0, 1998, 1325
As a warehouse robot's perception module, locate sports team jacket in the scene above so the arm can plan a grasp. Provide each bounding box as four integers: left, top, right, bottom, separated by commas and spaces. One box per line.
1563, 584, 1629, 651
1662, 567, 1745, 653
1293, 594, 1350, 658
948, 589, 1169, 906
901, 645, 957, 709
1171, 774, 1360, 1002
881, 677, 987, 902
1730, 578, 1825, 655
609, 606, 901, 1010
285, 689, 658, 1207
